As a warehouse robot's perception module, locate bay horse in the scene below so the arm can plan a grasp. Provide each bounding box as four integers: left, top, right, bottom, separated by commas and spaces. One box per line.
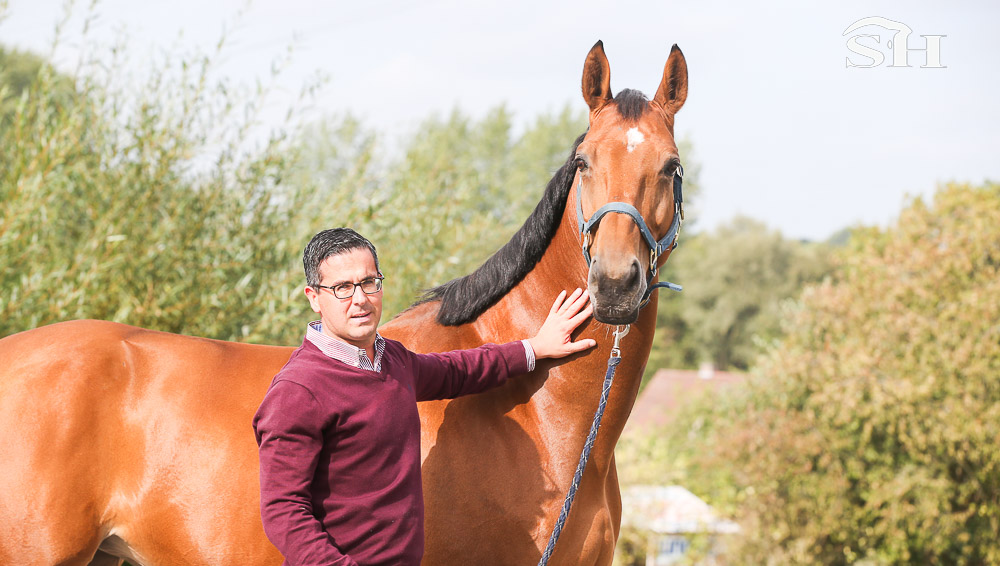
0, 41, 688, 565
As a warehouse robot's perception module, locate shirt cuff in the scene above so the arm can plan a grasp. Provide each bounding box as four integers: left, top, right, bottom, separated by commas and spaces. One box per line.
520, 339, 536, 372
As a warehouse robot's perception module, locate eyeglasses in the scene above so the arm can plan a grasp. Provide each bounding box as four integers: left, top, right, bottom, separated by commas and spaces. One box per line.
313, 276, 384, 299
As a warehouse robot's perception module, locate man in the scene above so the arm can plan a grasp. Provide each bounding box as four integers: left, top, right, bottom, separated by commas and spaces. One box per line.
253, 228, 596, 566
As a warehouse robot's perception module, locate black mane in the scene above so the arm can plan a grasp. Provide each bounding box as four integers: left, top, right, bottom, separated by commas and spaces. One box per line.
614, 88, 649, 121
415, 133, 587, 326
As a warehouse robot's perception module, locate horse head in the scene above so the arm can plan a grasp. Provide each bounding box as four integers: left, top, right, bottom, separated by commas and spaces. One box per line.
575, 41, 688, 325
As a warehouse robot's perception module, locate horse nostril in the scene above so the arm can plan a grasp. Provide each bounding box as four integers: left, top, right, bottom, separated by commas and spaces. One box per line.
627, 260, 641, 287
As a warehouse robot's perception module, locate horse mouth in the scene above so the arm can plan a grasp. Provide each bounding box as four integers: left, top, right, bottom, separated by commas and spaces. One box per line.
590, 294, 641, 325
586, 257, 646, 325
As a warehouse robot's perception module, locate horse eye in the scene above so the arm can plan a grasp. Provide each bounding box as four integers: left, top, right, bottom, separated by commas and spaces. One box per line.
574, 156, 589, 171
661, 159, 680, 177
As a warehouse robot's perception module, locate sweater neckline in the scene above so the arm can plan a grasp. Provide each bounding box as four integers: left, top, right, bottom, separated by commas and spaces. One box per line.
300, 337, 389, 381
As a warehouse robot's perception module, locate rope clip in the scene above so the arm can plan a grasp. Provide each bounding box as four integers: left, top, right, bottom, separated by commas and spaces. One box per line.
611, 325, 630, 358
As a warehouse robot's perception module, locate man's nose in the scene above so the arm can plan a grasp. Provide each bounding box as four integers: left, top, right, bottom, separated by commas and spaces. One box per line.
351, 285, 370, 304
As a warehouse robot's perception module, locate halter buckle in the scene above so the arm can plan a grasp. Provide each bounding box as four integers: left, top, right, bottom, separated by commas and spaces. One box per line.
581, 230, 592, 253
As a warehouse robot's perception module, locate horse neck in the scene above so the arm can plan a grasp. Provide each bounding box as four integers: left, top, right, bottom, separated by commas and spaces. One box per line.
487, 200, 658, 471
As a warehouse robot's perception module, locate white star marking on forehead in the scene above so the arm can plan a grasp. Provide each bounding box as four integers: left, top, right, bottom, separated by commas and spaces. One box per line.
626, 127, 645, 153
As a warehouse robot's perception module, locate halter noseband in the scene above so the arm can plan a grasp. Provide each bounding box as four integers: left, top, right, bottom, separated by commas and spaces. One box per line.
575, 164, 685, 307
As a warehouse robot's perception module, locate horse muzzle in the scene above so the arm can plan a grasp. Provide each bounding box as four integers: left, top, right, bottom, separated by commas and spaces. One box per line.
587, 257, 645, 324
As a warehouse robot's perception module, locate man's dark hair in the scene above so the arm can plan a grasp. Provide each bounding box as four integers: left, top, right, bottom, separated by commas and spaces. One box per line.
303, 228, 380, 288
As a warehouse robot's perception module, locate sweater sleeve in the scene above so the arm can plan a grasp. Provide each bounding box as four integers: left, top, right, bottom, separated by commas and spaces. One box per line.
410, 341, 530, 402
253, 380, 358, 566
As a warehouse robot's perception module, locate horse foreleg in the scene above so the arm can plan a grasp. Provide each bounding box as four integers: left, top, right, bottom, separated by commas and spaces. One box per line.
562, 466, 622, 566
580, 507, 618, 566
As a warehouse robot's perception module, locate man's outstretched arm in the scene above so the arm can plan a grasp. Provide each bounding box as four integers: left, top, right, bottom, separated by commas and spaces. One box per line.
413, 288, 597, 401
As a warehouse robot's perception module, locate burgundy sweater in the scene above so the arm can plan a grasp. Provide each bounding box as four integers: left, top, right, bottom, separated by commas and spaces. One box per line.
252, 337, 528, 566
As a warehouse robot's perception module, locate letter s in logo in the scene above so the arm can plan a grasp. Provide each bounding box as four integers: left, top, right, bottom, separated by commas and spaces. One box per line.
845, 34, 885, 68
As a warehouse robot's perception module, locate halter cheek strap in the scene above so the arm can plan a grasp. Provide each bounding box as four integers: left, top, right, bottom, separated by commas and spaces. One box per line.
576, 164, 685, 307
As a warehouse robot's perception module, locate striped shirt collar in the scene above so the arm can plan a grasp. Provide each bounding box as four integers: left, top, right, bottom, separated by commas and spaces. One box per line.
306, 321, 386, 372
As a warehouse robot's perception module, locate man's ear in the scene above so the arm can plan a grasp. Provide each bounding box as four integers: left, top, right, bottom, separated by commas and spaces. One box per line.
304, 285, 322, 313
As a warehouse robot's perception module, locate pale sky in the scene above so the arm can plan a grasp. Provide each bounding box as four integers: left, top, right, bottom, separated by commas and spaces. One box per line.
3, 0, 998, 240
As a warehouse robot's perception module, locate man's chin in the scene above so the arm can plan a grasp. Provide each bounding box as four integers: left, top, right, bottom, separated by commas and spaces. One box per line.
348, 320, 379, 338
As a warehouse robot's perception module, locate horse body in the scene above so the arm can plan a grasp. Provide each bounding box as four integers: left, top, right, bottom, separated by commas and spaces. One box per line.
0, 41, 687, 565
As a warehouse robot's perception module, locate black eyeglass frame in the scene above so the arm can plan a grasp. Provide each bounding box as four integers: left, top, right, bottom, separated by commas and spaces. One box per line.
313, 275, 384, 299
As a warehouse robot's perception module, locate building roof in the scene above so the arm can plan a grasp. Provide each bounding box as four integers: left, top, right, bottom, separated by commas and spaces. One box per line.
621, 485, 740, 534
624, 366, 746, 435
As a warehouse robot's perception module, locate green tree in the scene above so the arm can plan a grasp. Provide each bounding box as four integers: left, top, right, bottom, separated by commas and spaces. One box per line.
0, 46, 75, 128
0, 37, 318, 344
689, 217, 829, 369
646, 183, 1000, 565
645, 217, 832, 377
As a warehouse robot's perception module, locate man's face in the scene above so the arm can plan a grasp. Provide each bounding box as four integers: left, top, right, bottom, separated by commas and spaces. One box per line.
303, 248, 383, 349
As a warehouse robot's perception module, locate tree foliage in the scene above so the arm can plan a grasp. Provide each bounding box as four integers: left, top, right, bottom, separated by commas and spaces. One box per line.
0, 46, 75, 128
0, 38, 318, 344
624, 183, 1000, 565
646, 217, 833, 377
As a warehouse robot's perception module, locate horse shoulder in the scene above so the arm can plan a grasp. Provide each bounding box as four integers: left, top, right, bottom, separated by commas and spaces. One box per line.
381, 300, 484, 353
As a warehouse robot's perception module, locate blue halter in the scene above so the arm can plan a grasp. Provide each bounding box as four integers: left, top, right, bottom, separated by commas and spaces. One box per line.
575, 164, 685, 307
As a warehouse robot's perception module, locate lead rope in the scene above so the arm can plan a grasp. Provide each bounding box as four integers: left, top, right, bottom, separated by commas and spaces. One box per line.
537, 324, 630, 566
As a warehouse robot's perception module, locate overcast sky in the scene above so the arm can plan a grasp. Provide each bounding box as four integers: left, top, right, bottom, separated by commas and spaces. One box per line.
3, 0, 998, 240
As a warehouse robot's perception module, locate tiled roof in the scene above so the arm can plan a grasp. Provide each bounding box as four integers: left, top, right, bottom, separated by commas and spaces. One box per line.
624, 367, 746, 434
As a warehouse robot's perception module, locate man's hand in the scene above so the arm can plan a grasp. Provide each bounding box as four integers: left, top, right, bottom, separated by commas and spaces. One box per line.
528, 288, 598, 360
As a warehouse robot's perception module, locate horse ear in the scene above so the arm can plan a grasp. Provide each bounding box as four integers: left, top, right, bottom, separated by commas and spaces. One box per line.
581, 40, 612, 113
654, 44, 688, 114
